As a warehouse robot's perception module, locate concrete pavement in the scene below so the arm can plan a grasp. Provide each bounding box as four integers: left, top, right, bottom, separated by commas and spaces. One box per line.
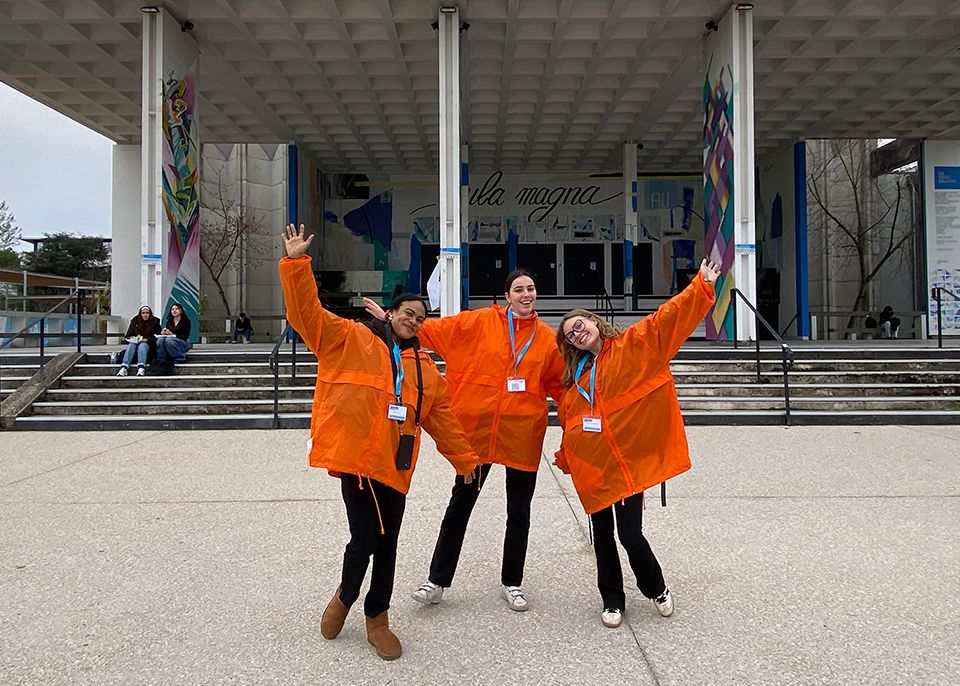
1, 425, 958, 685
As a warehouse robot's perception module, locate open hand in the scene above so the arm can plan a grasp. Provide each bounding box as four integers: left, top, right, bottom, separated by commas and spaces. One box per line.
462, 467, 477, 485
362, 297, 388, 322
699, 258, 721, 285
283, 223, 314, 258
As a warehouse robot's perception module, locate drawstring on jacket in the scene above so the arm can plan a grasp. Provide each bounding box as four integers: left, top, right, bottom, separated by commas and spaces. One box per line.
357, 474, 386, 535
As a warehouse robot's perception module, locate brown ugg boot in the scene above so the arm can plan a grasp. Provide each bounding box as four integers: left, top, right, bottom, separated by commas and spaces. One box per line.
365, 611, 402, 660
320, 586, 350, 640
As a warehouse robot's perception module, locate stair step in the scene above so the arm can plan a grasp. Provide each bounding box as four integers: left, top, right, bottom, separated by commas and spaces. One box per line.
30, 398, 315, 416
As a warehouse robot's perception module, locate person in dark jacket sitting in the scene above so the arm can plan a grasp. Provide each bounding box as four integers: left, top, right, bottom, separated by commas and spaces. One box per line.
231, 312, 254, 343
117, 305, 161, 377
151, 303, 192, 375
879, 305, 901, 339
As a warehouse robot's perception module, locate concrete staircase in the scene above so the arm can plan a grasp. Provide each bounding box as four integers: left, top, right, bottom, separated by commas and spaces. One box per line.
6, 343, 960, 430
0, 353, 42, 401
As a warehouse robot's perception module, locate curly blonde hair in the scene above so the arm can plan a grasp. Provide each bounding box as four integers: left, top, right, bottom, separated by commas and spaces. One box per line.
555, 309, 624, 386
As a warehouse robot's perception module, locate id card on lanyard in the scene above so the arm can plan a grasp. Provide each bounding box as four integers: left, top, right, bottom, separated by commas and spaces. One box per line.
507, 308, 535, 393
388, 341, 408, 421
575, 353, 602, 432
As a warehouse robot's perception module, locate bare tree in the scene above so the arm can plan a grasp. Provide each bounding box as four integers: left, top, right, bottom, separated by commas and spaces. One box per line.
807, 140, 915, 333
0, 200, 22, 251
199, 160, 264, 319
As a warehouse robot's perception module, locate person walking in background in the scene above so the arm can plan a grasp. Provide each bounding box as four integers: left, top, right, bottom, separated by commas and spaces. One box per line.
150, 303, 192, 375
366, 269, 565, 613
116, 305, 161, 377
231, 312, 254, 343
280, 223, 480, 661
553, 258, 719, 629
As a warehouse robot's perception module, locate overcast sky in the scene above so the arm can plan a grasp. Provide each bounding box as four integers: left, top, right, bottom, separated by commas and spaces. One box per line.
0, 81, 113, 247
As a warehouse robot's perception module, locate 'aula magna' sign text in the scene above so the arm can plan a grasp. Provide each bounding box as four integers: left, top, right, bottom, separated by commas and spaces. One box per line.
469, 170, 622, 223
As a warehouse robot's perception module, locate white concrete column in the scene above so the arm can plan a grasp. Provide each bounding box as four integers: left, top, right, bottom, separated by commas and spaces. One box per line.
141, 7, 201, 337
111, 145, 143, 318
704, 5, 757, 340
438, 6, 461, 316
623, 142, 639, 309
141, 9, 163, 314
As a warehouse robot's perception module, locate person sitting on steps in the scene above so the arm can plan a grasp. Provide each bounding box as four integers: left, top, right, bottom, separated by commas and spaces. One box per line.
116, 305, 161, 377
149, 303, 192, 375
231, 312, 254, 343
879, 305, 900, 339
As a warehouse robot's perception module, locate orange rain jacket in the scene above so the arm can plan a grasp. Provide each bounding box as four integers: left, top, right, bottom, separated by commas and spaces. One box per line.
279, 256, 479, 493
554, 274, 716, 514
418, 306, 565, 472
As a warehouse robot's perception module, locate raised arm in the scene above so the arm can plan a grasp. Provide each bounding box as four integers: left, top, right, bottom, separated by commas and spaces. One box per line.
417, 308, 485, 357
624, 259, 719, 368
278, 223, 352, 356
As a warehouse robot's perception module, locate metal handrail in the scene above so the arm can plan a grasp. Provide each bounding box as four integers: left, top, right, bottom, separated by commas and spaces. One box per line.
0, 289, 86, 376
730, 288, 794, 426
779, 312, 798, 338
932, 286, 960, 349
595, 286, 616, 325
268, 323, 299, 426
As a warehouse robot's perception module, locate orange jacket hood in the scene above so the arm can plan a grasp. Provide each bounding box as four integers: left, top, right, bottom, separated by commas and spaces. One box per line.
554, 274, 716, 514
279, 256, 479, 493
418, 304, 565, 471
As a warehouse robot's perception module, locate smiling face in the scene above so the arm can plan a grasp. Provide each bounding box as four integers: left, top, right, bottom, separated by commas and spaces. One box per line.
561, 314, 602, 354
389, 300, 427, 340
139, 307, 152, 320
506, 276, 537, 317
170, 304, 182, 318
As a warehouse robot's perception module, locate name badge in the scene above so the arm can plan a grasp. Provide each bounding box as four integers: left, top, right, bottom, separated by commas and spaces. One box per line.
388, 404, 408, 421
582, 416, 602, 433
507, 377, 526, 393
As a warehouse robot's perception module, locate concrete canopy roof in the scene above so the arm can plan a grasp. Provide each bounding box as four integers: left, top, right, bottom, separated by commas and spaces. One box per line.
1, 0, 959, 173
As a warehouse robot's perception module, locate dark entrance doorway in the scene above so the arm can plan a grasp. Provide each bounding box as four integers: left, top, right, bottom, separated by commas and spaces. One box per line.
611, 242, 624, 296
468, 244, 509, 298
633, 243, 654, 296
418, 243, 440, 294
563, 243, 605, 296
516, 244, 558, 296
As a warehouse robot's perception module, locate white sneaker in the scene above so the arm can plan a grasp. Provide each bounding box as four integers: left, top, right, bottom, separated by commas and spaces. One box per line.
601, 608, 622, 628
116, 366, 128, 377
412, 580, 444, 605
136, 366, 145, 376
653, 588, 674, 617
501, 585, 529, 612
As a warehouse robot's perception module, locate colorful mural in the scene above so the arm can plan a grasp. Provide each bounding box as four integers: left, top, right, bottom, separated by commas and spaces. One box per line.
704, 60, 736, 339
161, 66, 200, 339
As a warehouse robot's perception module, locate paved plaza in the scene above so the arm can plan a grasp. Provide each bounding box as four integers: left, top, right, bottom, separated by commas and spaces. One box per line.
1, 425, 958, 685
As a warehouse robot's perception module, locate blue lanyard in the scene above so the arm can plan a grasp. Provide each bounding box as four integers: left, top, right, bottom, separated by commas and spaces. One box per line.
507, 309, 537, 374
574, 353, 597, 410
392, 342, 404, 400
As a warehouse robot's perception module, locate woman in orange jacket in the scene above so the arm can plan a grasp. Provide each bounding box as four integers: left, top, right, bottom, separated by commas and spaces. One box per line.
366, 268, 564, 611
553, 258, 720, 629
279, 224, 479, 661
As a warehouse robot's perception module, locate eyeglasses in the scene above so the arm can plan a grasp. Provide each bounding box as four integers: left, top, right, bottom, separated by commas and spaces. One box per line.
563, 317, 585, 343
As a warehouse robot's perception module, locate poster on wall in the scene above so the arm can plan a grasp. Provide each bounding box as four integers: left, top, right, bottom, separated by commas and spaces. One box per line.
571, 215, 595, 240
923, 143, 960, 335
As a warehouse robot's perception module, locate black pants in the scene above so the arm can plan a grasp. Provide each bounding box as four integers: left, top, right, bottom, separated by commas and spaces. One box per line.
338, 474, 407, 617
589, 492, 666, 610
428, 463, 538, 588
